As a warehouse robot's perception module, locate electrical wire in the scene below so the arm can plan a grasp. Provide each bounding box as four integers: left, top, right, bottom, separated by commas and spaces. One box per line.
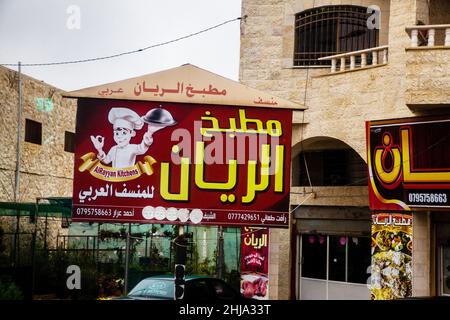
297, 0, 315, 194
0, 16, 245, 67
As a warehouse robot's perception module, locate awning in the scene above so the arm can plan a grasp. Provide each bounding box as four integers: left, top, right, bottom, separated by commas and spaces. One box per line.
0, 200, 72, 218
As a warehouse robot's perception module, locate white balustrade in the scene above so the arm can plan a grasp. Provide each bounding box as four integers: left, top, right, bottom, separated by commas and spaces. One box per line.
340, 57, 346, 71
361, 53, 367, 68
406, 25, 450, 47
318, 46, 389, 74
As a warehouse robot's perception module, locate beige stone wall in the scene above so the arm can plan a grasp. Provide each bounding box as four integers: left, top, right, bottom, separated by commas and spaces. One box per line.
406, 48, 450, 107
290, 186, 369, 206
0, 216, 68, 251
0, 66, 76, 203
412, 212, 431, 296
0, 66, 75, 248
240, 0, 439, 299
240, 0, 391, 106
268, 226, 292, 299
241, 0, 418, 200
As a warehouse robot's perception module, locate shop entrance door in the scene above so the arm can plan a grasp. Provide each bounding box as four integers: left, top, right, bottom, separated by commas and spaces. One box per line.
296, 234, 371, 300
438, 245, 450, 296
435, 221, 450, 296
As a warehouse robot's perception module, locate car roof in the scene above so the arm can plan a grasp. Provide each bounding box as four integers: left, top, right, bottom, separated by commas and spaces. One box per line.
140, 275, 219, 281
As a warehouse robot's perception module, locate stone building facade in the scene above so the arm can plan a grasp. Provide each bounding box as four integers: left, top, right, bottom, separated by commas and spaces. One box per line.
240, 0, 450, 299
0, 65, 77, 250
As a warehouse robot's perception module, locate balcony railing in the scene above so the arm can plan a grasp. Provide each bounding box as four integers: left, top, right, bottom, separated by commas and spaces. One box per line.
406, 24, 450, 47
318, 45, 389, 75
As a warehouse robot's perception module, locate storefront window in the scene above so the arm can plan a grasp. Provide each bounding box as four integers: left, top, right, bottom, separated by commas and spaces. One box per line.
301, 234, 371, 284
435, 222, 450, 296
443, 246, 450, 295
348, 237, 371, 284
329, 236, 346, 282
301, 234, 327, 279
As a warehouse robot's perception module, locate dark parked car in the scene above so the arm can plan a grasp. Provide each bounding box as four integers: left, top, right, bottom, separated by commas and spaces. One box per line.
120, 275, 243, 301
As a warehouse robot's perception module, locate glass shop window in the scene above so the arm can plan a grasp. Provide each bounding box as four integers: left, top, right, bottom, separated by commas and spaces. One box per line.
329, 235, 346, 282
301, 234, 327, 279
348, 236, 371, 284
301, 234, 371, 284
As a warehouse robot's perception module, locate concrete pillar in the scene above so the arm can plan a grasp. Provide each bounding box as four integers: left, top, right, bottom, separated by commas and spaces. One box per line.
412, 212, 431, 297
427, 29, 435, 47
268, 226, 292, 300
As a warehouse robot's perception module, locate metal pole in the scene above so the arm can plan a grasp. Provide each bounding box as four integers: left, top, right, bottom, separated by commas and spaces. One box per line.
217, 226, 224, 279
31, 198, 39, 300
96, 223, 100, 262
149, 225, 153, 257
145, 235, 148, 258
13, 212, 19, 266
13, 62, 23, 266
44, 211, 48, 250
124, 223, 131, 294
14, 61, 23, 202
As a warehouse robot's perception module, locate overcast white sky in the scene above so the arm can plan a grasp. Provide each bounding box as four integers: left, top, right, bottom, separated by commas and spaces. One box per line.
0, 0, 242, 91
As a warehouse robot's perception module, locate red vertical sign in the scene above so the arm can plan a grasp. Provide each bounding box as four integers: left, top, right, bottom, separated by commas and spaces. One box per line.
240, 227, 269, 299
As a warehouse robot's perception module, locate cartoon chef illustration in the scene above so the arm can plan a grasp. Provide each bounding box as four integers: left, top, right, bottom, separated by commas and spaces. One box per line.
90, 107, 153, 169
90, 106, 177, 169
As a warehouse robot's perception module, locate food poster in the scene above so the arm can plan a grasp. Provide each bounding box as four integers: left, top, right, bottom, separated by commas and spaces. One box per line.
240, 227, 269, 299
370, 213, 413, 300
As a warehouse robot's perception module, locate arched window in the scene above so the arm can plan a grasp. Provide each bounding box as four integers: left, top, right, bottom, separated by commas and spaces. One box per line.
294, 5, 379, 66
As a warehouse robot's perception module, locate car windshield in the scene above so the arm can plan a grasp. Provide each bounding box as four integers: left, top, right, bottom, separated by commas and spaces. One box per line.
128, 278, 174, 299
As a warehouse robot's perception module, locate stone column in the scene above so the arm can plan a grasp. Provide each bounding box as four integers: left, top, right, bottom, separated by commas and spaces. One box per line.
268, 225, 292, 300
412, 212, 431, 297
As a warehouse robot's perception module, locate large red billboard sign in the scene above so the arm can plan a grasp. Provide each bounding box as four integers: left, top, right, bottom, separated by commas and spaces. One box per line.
366, 116, 450, 211
73, 99, 292, 227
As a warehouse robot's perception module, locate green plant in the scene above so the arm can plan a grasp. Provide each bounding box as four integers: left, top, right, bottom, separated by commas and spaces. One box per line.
163, 230, 173, 238
197, 257, 216, 276
0, 226, 7, 266
0, 277, 24, 300
97, 273, 124, 298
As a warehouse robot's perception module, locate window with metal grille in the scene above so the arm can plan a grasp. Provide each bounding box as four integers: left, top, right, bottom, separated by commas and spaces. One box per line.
294, 5, 379, 66
297, 149, 368, 187
25, 119, 42, 145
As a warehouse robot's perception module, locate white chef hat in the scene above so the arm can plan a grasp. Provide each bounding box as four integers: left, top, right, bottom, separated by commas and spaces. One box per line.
108, 107, 144, 130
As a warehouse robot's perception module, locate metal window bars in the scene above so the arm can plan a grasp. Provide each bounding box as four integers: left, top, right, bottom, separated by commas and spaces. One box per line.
294, 5, 379, 66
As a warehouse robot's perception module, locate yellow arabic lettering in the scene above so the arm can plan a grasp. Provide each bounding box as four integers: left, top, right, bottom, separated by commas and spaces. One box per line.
195, 141, 237, 190
242, 144, 270, 203
374, 133, 402, 185
251, 234, 259, 247
200, 111, 221, 137
266, 120, 282, 137
239, 109, 264, 133
160, 157, 190, 201
200, 110, 283, 138
274, 144, 284, 192
243, 235, 252, 246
